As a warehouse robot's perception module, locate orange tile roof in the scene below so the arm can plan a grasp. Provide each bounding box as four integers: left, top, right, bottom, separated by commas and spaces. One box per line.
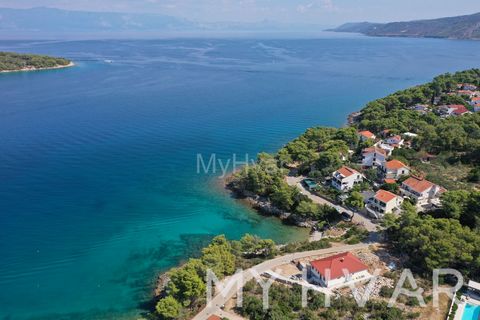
385, 159, 408, 170
375, 189, 398, 203
336, 166, 358, 178
402, 177, 435, 193
384, 178, 397, 184
310, 252, 368, 281
362, 147, 387, 156
208, 316, 222, 320
358, 130, 375, 139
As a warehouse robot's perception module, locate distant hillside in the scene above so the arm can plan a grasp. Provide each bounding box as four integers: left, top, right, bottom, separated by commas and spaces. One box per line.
0, 7, 195, 33
330, 12, 480, 40
0, 7, 324, 38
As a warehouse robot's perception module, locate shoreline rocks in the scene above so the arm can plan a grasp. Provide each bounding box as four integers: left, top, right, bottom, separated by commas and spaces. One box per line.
226, 180, 318, 228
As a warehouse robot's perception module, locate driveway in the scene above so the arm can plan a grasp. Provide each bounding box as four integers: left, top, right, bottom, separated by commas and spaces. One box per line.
192, 243, 371, 320
286, 176, 378, 232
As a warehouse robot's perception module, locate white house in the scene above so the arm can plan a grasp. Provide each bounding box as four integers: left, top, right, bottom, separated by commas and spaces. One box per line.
380, 159, 410, 181
400, 177, 445, 207
459, 83, 478, 91
374, 142, 394, 156
309, 252, 370, 288
403, 132, 418, 139
331, 166, 363, 192
366, 190, 403, 219
470, 97, 480, 107
358, 130, 376, 142
362, 147, 387, 167
384, 135, 404, 148
411, 104, 430, 114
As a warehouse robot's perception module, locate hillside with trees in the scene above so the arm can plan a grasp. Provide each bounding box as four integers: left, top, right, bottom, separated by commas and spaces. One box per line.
229, 68, 480, 279
0, 52, 71, 72
330, 12, 480, 40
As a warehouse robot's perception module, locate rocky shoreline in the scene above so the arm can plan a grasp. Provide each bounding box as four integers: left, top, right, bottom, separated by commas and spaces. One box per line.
225, 177, 319, 228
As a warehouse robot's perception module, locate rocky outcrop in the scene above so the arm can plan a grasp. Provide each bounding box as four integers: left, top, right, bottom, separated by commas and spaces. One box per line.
226, 182, 318, 228
154, 272, 170, 297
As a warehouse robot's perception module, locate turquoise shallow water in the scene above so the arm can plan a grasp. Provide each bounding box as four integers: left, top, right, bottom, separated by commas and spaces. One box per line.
0, 36, 479, 319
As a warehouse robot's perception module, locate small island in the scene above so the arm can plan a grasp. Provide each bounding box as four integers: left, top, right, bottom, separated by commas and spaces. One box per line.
0, 52, 73, 73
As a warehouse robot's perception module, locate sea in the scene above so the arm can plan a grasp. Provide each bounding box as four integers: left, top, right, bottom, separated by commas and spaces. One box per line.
0, 34, 479, 319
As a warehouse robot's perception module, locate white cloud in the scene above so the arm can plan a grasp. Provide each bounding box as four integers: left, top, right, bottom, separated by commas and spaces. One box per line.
296, 0, 337, 13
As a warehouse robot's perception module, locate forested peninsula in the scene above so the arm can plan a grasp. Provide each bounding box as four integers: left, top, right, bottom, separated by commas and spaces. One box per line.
148, 69, 480, 320
0, 52, 73, 72
330, 12, 480, 40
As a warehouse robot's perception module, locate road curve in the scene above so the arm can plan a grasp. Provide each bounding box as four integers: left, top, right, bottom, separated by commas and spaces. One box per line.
192, 242, 371, 320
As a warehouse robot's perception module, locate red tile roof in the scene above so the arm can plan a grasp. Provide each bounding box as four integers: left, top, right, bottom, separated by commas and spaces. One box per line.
208, 316, 222, 320
385, 159, 408, 170
311, 252, 368, 280
451, 105, 470, 115
472, 97, 480, 102
336, 166, 359, 178
358, 130, 376, 139
375, 189, 398, 203
402, 177, 435, 193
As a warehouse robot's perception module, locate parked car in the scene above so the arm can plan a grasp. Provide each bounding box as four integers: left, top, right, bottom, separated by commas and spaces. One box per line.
341, 211, 353, 221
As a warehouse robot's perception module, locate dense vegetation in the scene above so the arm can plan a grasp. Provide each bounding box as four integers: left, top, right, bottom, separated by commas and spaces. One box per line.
331, 12, 480, 40
383, 202, 480, 278
358, 70, 480, 161
0, 52, 71, 72
153, 234, 277, 320
239, 281, 420, 320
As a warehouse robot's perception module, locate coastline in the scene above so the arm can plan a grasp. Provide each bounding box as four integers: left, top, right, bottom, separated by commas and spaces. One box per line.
223, 172, 321, 228
0, 61, 75, 73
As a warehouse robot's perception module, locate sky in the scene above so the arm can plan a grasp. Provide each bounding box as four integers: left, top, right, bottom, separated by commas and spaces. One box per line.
0, 0, 479, 25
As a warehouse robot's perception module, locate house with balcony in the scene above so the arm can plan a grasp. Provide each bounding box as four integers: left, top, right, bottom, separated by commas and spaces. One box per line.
379, 160, 410, 181
331, 166, 363, 192
362, 147, 387, 167
400, 177, 446, 208
365, 190, 403, 219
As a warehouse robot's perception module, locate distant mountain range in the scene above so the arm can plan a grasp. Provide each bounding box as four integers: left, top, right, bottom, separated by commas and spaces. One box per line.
0, 7, 324, 38
0, 7, 195, 32
330, 12, 480, 40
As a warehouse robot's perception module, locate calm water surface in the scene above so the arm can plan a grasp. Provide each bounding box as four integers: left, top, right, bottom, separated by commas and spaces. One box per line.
0, 35, 479, 319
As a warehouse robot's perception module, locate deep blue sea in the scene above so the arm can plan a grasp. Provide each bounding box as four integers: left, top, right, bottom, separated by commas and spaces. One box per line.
0, 35, 479, 319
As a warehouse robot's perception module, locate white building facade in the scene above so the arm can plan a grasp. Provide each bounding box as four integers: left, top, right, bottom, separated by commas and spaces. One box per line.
331, 166, 364, 192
